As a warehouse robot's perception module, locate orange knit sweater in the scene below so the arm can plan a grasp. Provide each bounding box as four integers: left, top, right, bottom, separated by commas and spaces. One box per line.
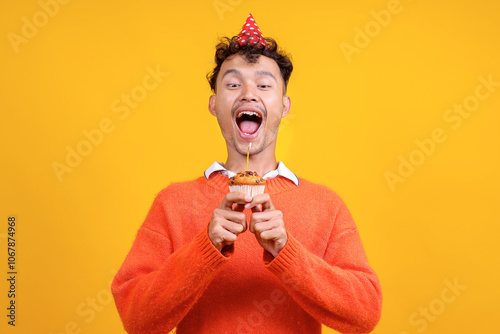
111, 173, 382, 334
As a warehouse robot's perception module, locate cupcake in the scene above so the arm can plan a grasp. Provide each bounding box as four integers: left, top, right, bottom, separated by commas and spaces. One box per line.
228, 171, 266, 196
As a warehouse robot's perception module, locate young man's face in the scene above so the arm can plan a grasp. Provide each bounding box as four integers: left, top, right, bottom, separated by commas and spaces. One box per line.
209, 54, 291, 157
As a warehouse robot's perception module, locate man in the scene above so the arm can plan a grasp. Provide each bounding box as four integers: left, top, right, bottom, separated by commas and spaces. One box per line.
111, 14, 382, 334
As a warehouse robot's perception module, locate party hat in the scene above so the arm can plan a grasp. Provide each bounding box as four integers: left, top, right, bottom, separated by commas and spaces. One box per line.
236, 13, 269, 49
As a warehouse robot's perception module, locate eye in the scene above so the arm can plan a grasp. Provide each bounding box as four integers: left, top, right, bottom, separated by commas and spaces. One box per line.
227, 83, 240, 89
258, 84, 271, 89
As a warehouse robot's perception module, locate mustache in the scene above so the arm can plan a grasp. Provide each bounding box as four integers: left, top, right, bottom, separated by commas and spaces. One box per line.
231, 104, 266, 119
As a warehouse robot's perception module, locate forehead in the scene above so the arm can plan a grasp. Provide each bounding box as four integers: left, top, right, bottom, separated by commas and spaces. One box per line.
218, 54, 282, 83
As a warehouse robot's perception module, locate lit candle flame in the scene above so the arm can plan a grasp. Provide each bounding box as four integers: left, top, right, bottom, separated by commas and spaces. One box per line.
246, 143, 252, 171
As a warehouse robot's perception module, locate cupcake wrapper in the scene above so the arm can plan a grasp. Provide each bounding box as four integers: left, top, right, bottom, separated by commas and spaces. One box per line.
229, 185, 265, 197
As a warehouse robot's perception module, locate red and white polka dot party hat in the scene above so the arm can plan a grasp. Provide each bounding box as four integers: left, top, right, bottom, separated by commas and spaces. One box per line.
236, 13, 269, 49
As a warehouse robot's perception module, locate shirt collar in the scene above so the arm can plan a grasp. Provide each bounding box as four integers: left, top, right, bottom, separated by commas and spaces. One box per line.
204, 161, 299, 186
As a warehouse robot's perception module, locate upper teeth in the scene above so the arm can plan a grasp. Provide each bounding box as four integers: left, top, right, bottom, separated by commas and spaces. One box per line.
237, 111, 259, 118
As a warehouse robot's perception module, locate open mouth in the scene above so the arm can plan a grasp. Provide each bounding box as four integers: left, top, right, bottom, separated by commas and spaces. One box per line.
236, 110, 263, 137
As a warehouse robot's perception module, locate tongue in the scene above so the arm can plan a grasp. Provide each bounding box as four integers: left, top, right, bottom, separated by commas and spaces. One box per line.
239, 120, 260, 134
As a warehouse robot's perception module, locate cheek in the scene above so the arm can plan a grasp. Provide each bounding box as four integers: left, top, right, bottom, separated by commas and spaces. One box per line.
265, 94, 284, 108
215, 109, 234, 132
217, 114, 232, 128
263, 98, 284, 124
215, 95, 235, 112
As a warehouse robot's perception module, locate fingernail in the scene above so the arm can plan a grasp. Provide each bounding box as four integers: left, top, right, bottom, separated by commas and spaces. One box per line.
245, 195, 252, 202
244, 203, 251, 209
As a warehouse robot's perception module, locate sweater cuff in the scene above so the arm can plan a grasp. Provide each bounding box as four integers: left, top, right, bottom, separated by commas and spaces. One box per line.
192, 225, 233, 268
264, 234, 301, 275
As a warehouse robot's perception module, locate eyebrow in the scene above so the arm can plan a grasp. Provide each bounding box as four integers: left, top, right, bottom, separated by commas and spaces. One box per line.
255, 70, 277, 82
221, 69, 277, 82
221, 69, 242, 80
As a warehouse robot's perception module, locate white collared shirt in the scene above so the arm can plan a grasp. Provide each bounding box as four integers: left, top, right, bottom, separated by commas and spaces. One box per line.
204, 161, 299, 186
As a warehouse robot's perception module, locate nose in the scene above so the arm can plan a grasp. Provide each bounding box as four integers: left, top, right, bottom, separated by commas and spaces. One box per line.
239, 85, 259, 103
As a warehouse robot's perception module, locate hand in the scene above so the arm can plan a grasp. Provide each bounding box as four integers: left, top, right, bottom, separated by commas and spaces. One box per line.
208, 192, 252, 252
247, 194, 287, 257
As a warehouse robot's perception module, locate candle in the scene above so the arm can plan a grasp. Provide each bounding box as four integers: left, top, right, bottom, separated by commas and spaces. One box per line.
246, 142, 252, 170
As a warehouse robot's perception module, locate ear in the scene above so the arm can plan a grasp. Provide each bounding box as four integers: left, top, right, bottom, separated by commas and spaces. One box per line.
282, 96, 291, 118
208, 95, 216, 116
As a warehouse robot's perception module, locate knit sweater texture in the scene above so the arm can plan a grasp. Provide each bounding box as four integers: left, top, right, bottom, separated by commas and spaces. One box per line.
111, 173, 382, 334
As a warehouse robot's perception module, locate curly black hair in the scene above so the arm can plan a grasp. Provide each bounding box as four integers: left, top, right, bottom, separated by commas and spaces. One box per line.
207, 36, 293, 93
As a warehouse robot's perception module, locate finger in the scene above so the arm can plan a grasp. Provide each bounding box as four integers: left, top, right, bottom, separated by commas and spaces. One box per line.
217, 230, 237, 245
222, 220, 246, 235
253, 220, 280, 234
250, 204, 262, 213
260, 229, 287, 245
246, 193, 274, 211
249, 212, 282, 234
210, 220, 245, 250
214, 208, 247, 228
219, 192, 253, 210
209, 224, 238, 251
250, 210, 283, 225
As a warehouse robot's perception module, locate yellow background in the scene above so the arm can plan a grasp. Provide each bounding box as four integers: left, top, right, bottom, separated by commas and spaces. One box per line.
1, 0, 499, 333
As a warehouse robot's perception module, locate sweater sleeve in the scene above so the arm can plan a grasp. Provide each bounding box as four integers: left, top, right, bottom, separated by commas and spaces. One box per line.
264, 198, 382, 334
111, 190, 231, 334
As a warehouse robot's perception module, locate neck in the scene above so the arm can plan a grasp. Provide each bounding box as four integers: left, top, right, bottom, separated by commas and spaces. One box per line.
224, 141, 278, 176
